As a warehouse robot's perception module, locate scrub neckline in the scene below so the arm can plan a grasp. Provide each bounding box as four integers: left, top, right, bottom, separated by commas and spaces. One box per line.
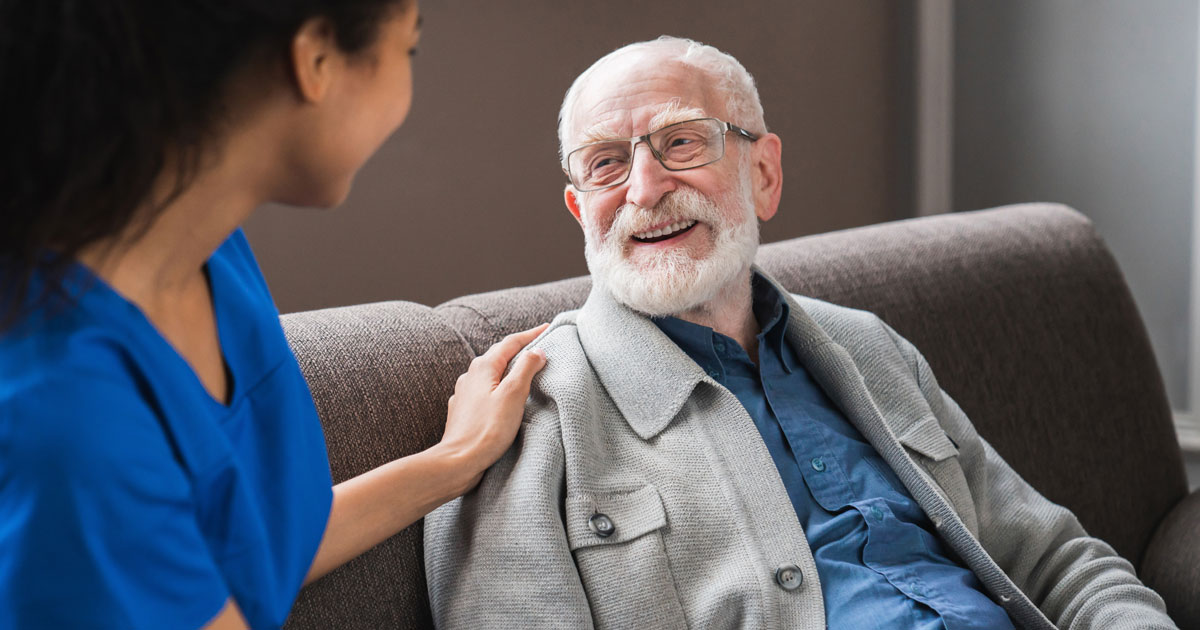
66, 253, 239, 412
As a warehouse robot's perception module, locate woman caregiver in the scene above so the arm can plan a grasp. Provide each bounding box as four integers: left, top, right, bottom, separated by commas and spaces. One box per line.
0, 1, 546, 628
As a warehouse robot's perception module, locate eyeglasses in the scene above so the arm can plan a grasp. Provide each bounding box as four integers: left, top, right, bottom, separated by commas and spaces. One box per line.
563, 117, 760, 192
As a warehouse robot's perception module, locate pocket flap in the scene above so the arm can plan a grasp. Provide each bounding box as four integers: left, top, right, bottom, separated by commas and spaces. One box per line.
897, 416, 959, 462
565, 485, 667, 550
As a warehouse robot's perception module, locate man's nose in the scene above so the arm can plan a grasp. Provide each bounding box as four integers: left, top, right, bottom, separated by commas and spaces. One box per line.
624, 142, 676, 210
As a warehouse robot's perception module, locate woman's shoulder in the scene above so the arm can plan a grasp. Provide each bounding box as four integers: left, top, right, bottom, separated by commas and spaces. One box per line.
3, 290, 137, 368
1, 334, 165, 482
1, 307, 154, 429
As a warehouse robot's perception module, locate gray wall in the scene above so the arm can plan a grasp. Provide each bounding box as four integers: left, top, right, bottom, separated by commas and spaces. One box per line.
244, 1, 914, 313
1188, 451, 1200, 489
954, 0, 1198, 410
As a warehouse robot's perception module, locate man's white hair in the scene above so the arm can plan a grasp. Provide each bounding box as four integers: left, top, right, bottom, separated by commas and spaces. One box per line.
557, 36, 767, 163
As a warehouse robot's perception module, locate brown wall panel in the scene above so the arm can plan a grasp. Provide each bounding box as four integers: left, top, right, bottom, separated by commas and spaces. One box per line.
244, 1, 910, 313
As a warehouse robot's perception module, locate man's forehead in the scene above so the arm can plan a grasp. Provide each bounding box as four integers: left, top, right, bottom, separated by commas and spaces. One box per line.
577, 100, 710, 143
569, 56, 718, 143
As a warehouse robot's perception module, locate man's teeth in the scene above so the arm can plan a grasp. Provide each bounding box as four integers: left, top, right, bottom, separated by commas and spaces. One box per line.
634, 220, 696, 241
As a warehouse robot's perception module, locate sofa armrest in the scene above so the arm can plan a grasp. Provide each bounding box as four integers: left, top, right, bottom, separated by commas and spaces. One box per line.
1142, 488, 1200, 630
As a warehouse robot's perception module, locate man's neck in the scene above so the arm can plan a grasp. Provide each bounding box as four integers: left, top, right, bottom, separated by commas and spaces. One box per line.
671, 268, 762, 364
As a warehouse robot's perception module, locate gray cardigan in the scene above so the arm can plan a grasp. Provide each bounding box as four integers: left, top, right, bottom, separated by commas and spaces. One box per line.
424, 269, 1175, 629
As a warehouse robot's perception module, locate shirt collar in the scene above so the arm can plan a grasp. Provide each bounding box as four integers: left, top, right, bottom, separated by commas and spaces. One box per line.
651, 271, 795, 375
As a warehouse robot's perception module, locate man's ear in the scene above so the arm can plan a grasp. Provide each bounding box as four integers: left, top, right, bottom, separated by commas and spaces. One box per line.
750, 133, 783, 222
290, 17, 340, 103
564, 186, 584, 226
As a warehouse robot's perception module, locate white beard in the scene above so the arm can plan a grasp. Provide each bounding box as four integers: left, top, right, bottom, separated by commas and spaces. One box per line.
582, 181, 760, 317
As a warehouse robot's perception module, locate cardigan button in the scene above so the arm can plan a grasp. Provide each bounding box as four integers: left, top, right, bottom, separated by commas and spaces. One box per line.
588, 513, 615, 538
775, 565, 803, 591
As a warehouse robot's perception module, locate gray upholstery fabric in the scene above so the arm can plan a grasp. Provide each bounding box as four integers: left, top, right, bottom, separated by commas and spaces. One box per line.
281, 301, 474, 630
438, 276, 592, 355
283, 203, 1195, 629
1143, 489, 1200, 629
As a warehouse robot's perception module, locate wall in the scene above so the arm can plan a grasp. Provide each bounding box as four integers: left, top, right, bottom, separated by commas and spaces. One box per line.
243, 1, 913, 313
953, 0, 1198, 411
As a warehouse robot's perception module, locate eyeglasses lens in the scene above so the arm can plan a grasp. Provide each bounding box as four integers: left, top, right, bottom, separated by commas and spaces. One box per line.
568, 119, 725, 192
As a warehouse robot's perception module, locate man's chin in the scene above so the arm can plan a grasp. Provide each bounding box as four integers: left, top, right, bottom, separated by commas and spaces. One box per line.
597, 263, 717, 317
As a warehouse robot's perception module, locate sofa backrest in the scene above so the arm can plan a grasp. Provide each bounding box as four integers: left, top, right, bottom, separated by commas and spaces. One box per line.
284, 203, 1189, 630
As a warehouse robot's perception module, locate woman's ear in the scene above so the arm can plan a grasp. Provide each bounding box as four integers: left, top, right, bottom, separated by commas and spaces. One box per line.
289, 17, 340, 103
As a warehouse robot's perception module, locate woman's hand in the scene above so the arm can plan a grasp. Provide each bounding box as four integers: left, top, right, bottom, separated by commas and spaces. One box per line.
438, 323, 550, 494
305, 324, 549, 584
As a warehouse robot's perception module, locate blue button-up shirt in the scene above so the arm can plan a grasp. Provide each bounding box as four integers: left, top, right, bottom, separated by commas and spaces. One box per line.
654, 276, 1013, 629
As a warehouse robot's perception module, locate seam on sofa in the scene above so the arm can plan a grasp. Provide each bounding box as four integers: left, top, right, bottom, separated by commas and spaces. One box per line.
435, 303, 500, 356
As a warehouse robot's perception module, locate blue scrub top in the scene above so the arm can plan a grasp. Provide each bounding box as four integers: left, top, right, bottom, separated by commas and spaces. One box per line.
0, 230, 333, 629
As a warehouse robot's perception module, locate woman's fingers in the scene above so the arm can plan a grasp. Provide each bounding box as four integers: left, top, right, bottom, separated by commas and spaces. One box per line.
478, 323, 550, 370
437, 325, 551, 495
498, 346, 547, 396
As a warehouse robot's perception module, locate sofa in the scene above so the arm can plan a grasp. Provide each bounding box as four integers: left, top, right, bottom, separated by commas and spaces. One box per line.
280, 203, 1199, 629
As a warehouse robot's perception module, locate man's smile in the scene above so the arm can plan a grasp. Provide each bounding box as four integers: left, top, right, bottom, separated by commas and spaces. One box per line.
631, 219, 699, 244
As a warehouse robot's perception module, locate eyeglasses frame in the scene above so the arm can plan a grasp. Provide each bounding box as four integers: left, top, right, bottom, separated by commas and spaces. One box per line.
563, 117, 761, 192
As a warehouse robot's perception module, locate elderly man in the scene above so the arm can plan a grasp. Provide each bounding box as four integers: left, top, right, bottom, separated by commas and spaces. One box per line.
424, 37, 1175, 629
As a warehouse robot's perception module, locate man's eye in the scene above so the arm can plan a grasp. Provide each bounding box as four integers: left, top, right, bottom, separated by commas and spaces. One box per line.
591, 155, 627, 170
668, 137, 695, 147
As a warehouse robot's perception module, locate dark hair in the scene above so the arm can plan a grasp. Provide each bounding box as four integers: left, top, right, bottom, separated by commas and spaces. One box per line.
0, 0, 411, 331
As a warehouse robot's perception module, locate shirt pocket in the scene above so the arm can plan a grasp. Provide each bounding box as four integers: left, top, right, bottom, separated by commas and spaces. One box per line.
565, 485, 688, 630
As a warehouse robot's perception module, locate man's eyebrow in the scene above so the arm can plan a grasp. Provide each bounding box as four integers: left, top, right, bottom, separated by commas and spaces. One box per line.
573, 104, 709, 147
576, 121, 623, 145
648, 105, 708, 133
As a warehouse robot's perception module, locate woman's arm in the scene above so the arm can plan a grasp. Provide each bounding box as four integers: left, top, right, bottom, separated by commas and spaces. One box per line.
303, 325, 549, 584
203, 600, 249, 630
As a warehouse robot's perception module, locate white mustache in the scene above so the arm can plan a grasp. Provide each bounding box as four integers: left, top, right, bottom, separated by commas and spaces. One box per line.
606, 189, 717, 241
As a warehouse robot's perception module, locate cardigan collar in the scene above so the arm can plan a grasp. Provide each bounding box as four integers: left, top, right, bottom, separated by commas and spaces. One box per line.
576, 265, 892, 441
576, 278, 707, 441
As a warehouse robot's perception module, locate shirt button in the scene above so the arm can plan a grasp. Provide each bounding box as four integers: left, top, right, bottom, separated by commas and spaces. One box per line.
588, 513, 615, 538
911, 583, 927, 597
810, 457, 827, 472
775, 565, 803, 591
869, 506, 884, 521
714, 340, 726, 353
707, 369, 720, 379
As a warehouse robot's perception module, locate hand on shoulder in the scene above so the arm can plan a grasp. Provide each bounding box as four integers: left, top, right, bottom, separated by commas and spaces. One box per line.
436, 323, 549, 495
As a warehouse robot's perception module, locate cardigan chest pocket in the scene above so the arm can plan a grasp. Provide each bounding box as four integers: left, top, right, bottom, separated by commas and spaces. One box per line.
897, 415, 959, 462
896, 416, 979, 532
565, 484, 688, 630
